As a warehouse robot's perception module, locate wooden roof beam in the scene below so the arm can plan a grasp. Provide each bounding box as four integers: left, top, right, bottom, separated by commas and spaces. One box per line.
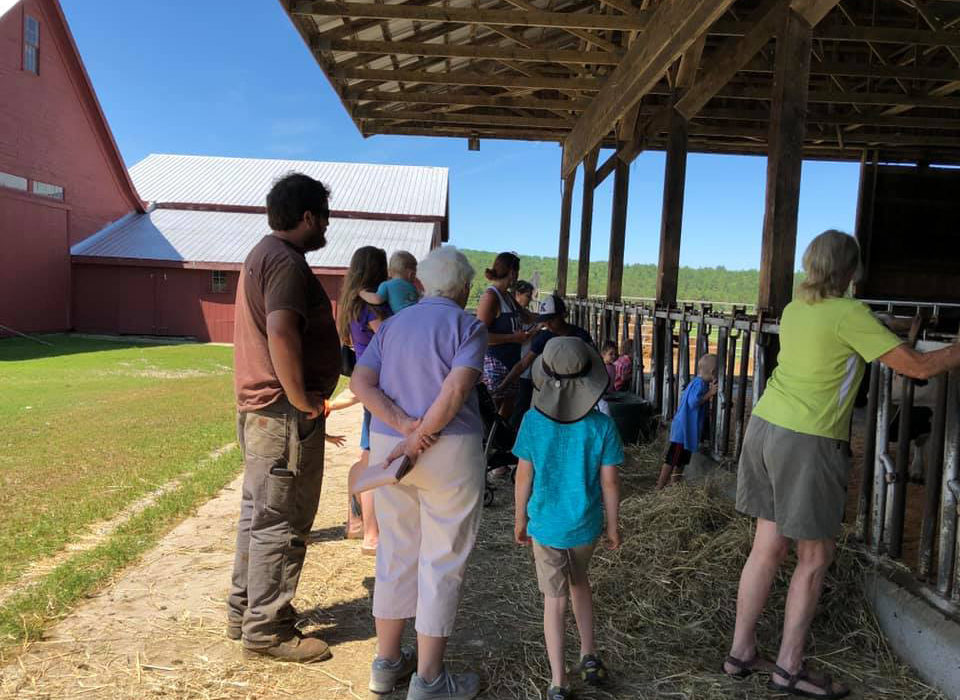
367, 125, 567, 141
357, 108, 574, 128
343, 88, 591, 110
334, 67, 603, 90
293, 1, 649, 31
322, 38, 623, 65
562, 0, 736, 175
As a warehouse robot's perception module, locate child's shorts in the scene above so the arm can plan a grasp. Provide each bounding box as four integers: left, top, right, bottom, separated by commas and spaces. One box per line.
664, 441, 691, 469
360, 408, 371, 451
532, 539, 596, 597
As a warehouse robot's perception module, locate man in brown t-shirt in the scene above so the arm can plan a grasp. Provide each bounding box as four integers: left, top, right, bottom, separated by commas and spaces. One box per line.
227, 173, 340, 663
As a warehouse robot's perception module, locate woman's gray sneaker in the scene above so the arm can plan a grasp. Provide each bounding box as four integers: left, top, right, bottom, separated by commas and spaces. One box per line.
369, 647, 417, 694
405, 668, 480, 700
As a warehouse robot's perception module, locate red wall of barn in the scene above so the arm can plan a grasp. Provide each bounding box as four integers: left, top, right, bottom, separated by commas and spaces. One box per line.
0, 0, 140, 333
72, 264, 345, 343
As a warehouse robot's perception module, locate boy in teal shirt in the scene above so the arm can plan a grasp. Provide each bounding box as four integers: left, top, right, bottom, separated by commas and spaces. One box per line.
362, 250, 420, 314
513, 337, 624, 700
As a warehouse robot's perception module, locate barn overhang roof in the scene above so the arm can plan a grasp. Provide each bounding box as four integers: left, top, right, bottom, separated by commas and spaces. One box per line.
281, 0, 960, 166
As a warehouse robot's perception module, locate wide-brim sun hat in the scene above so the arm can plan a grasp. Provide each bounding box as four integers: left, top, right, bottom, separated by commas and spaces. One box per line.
532, 336, 609, 423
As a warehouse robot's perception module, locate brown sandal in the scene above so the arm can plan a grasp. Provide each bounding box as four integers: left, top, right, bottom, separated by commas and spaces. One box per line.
768, 664, 850, 699
721, 654, 770, 679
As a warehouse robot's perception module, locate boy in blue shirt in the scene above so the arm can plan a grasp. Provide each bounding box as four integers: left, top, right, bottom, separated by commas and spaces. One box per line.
513, 337, 624, 700
361, 250, 420, 314
656, 353, 718, 489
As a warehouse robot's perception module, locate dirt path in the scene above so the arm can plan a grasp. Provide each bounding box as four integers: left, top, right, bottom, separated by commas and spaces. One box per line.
0, 404, 938, 700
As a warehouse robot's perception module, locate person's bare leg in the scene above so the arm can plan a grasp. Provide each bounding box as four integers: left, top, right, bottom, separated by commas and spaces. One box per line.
569, 580, 595, 659
359, 450, 379, 549
724, 519, 789, 674
544, 595, 568, 688
772, 538, 847, 696
656, 464, 673, 490
416, 634, 448, 682
376, 617, 406, 661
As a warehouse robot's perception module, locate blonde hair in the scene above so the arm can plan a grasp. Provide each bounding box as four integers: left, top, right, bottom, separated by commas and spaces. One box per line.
797, 230, 860, 304
388, 250, 417, 276
698, 353, 718, 378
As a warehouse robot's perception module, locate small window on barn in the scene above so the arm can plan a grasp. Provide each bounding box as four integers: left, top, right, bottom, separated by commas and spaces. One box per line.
32, 181, 64, 200
211, 270, 228, 293
24, 16, 39, 75
0, 171, 28, 191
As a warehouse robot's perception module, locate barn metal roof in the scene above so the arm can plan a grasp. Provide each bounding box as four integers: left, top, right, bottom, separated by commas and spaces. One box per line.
129, 153, 448, 219
71, 208, 439, 269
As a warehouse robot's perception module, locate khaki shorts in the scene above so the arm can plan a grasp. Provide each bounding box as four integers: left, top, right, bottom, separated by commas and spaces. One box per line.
736, 417, 852, 540
532, 540, 596, 598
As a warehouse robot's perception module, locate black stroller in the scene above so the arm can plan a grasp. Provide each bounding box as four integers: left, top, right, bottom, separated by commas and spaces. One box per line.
476, 382, 518, 506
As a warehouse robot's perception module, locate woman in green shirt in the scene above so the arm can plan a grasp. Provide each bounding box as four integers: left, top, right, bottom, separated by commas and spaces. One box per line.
723, 231, 960, 698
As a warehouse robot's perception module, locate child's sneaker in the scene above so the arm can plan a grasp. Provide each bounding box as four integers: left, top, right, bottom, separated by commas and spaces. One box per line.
546, 686, 572, 700
406, 668, 479, 700
578, 654, 609, 686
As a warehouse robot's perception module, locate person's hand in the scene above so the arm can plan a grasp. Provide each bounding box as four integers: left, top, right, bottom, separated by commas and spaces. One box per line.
397, 416, 422, 436
515, 329, 535, 343
706, 381, 719, 399
291, 396, 322, 419
514, 519, 531, 546
604, 524, 622, 550
324, 433, 346, 448
386, 430, 436, 463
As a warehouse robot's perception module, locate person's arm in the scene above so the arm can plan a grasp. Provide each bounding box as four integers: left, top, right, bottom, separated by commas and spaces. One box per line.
513, 458, 533, 545
878, 343, 960, 381
697, 381, 718, 407
499, 351, 537, 389
350, 365, 419, 435
388, 367, 480, 460
600, 465, 621, 550
327, 387, 359, 412
266, 309, 321, 417
359, 290, 384, 305
476, 290, 527, 346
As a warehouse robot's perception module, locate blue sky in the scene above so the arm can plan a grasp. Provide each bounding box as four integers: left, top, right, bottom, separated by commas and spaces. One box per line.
61, 0, 860, 270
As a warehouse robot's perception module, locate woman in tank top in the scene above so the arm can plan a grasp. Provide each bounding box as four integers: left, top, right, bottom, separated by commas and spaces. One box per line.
476, 252, 533, 417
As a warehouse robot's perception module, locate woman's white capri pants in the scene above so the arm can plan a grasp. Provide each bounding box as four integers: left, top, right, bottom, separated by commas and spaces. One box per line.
369, 431, 485, 637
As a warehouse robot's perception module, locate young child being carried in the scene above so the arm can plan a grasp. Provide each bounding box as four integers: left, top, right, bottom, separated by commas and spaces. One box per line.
513, 337, 624, 700
656, 353, 718, 489
359, 250, 420, 314
612, 339, 634, 392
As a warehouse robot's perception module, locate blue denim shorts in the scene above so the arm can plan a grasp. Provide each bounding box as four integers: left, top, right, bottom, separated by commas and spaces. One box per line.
360, 408, 371, 451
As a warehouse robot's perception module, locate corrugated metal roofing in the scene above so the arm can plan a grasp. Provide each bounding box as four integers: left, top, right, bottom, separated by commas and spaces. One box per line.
71, 208, 437, 269
129, 154, 448, 218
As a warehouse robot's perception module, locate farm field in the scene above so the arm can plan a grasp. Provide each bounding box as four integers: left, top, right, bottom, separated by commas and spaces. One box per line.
0, 335, 242, 648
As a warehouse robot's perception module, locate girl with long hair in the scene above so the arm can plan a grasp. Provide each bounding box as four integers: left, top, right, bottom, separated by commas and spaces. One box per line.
337, 246, 389, 555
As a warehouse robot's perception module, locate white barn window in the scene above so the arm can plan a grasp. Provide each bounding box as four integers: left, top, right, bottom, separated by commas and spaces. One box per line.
32, 181, 64, 200
24, 16, 39, 75
0, 171, 28, 191
211, 270, 228, 293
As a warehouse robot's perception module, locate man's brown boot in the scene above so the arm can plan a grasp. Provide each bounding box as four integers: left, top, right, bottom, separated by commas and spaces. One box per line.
244, 635, 332, 663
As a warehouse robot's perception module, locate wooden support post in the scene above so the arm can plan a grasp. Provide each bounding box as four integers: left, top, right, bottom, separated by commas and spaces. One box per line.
556, 171, 577, 297
756, 9, 813, 382
757, 9, 812, 317
655, 103, 688, 307
606, 158, 630, 302
576, 149, 600, 299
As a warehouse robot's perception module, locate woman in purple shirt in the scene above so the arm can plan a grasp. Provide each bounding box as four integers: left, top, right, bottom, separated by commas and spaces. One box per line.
352, 246, 489, 699
337, 246, 389, 555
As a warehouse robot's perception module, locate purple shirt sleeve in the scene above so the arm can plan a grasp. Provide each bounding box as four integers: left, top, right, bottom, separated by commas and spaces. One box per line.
452, 320, 488, 371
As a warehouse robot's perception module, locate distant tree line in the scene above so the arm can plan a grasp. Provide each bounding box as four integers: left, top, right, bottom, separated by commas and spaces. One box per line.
461, 249, 803, 307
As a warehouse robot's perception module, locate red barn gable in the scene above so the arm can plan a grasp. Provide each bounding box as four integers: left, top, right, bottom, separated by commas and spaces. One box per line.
0, 0, 143, 334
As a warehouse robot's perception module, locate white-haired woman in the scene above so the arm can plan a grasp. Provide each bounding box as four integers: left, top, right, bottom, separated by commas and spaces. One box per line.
724, 230, 960, 698
352, 246, 488, 700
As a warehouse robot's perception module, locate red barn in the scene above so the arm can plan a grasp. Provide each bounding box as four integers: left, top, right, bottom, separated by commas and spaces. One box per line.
71, 154, 449, 342
0, 0, 143, 334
